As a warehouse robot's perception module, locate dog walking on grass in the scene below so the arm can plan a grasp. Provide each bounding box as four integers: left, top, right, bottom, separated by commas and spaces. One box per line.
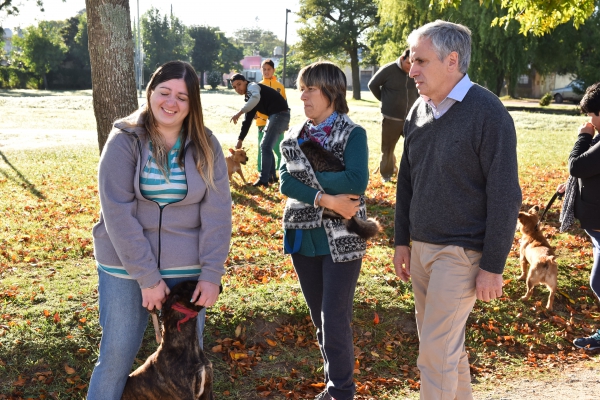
517, 205, 558, 310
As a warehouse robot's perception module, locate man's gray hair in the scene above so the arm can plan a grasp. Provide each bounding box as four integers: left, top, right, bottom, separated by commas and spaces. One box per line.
407, 20, 471, 74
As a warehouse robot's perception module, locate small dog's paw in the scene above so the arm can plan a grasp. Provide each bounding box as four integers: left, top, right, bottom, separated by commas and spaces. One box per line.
517, 274, 526, 281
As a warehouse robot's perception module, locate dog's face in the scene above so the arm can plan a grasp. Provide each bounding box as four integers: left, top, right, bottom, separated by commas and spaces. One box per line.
228, 148, 248, 165
163, 280, 204, 318
517, 206, 540, 235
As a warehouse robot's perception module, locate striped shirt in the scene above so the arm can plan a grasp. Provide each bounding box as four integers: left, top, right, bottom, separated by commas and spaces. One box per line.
140, 137, 188, 207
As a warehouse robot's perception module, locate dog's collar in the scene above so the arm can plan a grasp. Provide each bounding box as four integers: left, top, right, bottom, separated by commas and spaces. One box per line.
171, 303, 199, 332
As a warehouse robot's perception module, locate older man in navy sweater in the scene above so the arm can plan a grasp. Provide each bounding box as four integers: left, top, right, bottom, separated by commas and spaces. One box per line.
393, 20, 522, 400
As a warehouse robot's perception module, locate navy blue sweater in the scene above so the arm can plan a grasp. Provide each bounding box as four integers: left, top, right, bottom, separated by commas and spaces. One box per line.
394, 84, 522, 274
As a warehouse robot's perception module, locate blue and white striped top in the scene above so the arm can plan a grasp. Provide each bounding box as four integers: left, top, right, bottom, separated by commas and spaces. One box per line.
140, 137, 188, 207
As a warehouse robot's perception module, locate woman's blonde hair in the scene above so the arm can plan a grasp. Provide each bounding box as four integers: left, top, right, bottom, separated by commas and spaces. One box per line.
144, 61, 216, 190
296, 61, 349, 114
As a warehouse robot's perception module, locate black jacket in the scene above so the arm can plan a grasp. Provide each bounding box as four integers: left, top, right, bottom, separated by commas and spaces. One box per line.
569, 133, 600, 230
238, 83, 289, 141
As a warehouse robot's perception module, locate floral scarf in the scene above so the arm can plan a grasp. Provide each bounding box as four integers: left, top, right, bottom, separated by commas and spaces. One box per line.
301, 111, 338, 149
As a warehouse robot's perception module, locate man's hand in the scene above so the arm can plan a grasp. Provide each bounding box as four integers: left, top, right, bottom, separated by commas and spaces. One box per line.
579, 121, 595, 136
230, 112, 243, 124
393, 245, 411, 282
191, 281, 221, 308
475, 269, 503, 302
235, 140, 243, 149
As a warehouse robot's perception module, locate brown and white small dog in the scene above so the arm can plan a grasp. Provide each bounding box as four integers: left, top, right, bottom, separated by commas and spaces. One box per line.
517, 205, 558, 310
121, 281, 214, 400
226, 148, 249, 184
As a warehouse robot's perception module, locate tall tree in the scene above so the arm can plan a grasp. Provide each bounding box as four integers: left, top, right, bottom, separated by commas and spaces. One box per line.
0, 0, 43, 17
297, 0, 379, 100
12, 21, 67, 89
216, 38, 244, 74
373, 0, 536, 97
141, 7, 192, 71
233, 27, 284, 57
188, 25, 221, 88
60, 11, 90, 69
85, 0, 138, 153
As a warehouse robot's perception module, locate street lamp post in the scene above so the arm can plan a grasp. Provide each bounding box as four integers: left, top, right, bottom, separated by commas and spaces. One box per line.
282, 8, 291, 88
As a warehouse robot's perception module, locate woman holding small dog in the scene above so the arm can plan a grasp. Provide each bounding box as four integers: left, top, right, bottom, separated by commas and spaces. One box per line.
560, 82, 600, 351
279, 61, 369, 400
88, 61, 232, 399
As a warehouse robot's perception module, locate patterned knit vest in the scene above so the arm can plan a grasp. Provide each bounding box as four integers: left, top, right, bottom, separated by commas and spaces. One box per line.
281, 113, 367, 262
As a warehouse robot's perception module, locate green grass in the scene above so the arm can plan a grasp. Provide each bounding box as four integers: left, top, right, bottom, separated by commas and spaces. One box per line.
0, 89, 598, 399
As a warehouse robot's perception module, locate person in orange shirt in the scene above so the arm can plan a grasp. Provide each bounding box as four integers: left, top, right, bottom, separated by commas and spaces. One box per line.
256, 59, 287, 183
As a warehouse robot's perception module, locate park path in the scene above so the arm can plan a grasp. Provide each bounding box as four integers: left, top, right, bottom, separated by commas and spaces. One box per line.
473, 361, 599, 400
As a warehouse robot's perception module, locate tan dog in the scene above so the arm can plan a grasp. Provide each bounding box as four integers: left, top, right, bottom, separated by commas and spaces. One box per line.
517, 205, 558, 310
226, 148, 249, 184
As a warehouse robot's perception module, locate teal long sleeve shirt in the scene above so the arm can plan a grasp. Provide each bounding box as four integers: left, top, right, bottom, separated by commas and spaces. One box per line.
280, 127, 369, 256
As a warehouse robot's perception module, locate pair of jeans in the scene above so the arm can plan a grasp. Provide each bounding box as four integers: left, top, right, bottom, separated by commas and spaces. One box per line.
258, 110, 290, 184
291, 253, 362, 400
585, 229, 600, 299
87, 268, 206, 400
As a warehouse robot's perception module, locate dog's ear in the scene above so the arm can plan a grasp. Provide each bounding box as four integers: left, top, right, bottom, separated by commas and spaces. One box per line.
518, 212, 527, 220
229, 148, 235, 154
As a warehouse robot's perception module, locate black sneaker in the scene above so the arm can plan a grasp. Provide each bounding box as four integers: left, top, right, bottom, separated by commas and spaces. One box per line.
573, 329, 600, 350
252, 179, 269, 188
269, 176, 279, 184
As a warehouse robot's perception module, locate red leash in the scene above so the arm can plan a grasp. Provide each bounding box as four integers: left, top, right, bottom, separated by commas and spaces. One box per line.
171, 303, 198, 332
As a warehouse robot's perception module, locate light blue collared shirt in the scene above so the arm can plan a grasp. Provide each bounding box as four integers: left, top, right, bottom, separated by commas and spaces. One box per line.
422, 74, 473, 119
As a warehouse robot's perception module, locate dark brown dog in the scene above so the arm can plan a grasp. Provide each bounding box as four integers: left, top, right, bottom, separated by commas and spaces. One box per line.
121, 281, 214, 400
299, 140, 381, 240
226, 148, 249, 184
517, 205, 558, 310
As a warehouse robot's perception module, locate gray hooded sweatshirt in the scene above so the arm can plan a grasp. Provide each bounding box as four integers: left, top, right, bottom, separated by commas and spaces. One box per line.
92, 111, 232, 289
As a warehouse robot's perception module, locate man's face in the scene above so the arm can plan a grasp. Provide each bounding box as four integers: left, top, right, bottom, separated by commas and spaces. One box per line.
409, 37, 450, 102
231, 79, 248, 95
400, 56, 411, 74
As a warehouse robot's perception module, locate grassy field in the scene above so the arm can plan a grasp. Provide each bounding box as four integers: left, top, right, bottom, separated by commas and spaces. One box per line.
0, 88, 597, 399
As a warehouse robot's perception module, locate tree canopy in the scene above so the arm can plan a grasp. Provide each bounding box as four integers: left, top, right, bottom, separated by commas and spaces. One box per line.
12, 21, 67, 89
141, 7, 193, 71
378, 0, 595, 36
297, 0, 379, 100
233, 27, 284, 57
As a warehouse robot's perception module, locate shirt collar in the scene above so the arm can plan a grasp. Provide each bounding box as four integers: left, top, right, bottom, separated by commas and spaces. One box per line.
421, 73, 473, 104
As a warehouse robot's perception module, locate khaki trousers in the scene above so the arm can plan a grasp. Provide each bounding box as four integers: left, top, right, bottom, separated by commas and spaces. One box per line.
411, 241, 482, 400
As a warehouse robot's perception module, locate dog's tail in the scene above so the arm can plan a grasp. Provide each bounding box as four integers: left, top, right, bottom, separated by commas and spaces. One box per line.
345, 217, 381, 240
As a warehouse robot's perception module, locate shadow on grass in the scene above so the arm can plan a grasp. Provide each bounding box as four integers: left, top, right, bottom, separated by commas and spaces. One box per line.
0, 89, 93, 97
0, 150, 46, 199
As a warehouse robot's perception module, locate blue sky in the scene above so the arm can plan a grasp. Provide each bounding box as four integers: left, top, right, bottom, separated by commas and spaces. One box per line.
1, 0, 301, 43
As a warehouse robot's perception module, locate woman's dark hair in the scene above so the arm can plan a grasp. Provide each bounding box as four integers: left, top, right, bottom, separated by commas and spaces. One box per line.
144, 61, 216, 189
261, 59, 275, 69
580, 82, 600, 116
296, 61, 349, 114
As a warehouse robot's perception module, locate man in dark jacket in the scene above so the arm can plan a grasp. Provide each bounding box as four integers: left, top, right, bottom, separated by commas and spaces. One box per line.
368, 49, 419, 182
230, 74, 290, 187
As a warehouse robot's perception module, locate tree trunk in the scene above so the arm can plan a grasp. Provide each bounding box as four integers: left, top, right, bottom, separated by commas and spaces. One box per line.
86, 0, 138, 154
200, 70, 205, 89
42, 73, 48, 90
349, 45, 361, 100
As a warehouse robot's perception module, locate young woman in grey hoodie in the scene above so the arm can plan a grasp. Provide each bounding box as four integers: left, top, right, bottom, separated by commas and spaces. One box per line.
87, 61, 232, 399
